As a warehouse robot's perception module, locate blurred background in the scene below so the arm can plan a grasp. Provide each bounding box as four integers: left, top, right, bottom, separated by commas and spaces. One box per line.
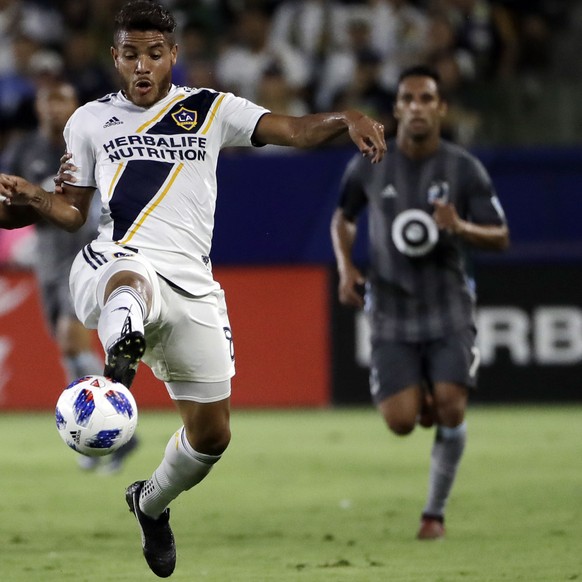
1, 0, 581, 410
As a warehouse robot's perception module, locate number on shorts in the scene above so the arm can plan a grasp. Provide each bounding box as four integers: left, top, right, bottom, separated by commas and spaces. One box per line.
223, 326, 234, 361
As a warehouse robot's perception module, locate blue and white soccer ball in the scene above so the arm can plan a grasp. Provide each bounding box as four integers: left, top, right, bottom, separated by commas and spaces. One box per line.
55, 375, 138, 457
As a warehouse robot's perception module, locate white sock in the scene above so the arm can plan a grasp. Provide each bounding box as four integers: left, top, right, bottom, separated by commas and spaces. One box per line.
98, 286, 146, 352
139, 427, 221, 519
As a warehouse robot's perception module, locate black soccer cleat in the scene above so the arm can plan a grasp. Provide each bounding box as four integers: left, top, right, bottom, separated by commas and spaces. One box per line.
103, 331, 146, 389
126, 480, 176, 578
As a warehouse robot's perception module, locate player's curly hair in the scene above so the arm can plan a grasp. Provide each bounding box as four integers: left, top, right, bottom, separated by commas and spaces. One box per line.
113, 1, 177, 44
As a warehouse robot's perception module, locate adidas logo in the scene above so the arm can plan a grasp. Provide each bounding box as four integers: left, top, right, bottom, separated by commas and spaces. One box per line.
103, 116, 123, 128
380, 184, 397, 198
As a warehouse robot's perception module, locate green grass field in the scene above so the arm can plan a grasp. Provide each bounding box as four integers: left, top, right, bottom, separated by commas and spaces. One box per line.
1, 405, 581, 581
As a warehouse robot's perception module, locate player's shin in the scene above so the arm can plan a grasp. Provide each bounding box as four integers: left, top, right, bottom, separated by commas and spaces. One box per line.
98, 285, 146, 351
422, 421, 467, 518
139, 427, 221, 519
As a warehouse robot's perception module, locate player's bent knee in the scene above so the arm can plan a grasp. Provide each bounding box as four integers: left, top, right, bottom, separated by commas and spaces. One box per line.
175, 383, 232, 455
386, 418, 416, 436
104, 271, 151, 304
191, 429, 231, 456
377, 400, 416, 435
183, 420, 231, 456
434, 384, 467, 427
437, 407, 465, 428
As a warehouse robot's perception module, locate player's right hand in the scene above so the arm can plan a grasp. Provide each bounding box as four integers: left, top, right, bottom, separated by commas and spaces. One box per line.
338, 266, 366, 309
54, 152, 78, 194
346, 112, 386, 164
0, 173, 39, 205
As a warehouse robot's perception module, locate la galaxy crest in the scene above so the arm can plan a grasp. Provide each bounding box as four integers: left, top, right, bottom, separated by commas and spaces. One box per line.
172, 106, 197, 131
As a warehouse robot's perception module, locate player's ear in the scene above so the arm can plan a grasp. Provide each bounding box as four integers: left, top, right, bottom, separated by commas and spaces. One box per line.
438, 98, 448, 119
393, 103, 401, 121
111, 46, 119, 68
171, 44, 178, 66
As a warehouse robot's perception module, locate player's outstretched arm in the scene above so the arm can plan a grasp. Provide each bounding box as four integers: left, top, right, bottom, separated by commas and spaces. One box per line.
254, 111, 387, 163
0, 173, 94, 233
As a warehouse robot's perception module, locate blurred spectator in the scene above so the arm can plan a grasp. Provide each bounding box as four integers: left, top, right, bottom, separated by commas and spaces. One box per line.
0, 0, 579, 149
421, 10, 481, 101
497, 0, 567, 80
180, 20, 218, 62
171, 0, 227, 36
252, 60, 311, 155
0, 0, 63, 70
269, 0, 350, 93
176, 21, 220, 89
0, 36, 66, 147
431, 0, 519, 81
0, 32, 38, 140
331, 49, 396, 137
84, 0, 126, 61
185, 57, 220, 91
59, 0, 93, 31
315, 7, 376, 110
366, 0, 430, 90
62, 30, 117, 103
257, 61, 309, 116
414, 9, 482, 144
216, 5, 309, 103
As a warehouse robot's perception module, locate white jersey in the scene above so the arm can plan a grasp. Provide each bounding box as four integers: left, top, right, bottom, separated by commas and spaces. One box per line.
64, 85, 269, 296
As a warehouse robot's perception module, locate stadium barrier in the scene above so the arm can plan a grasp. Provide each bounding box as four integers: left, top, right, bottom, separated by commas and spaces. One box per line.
0, 266, 330, 410
331, 263, 582, 404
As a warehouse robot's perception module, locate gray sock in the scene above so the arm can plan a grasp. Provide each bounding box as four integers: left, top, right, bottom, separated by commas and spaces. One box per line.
422, 421, 467, 518
63, 351, 103, 382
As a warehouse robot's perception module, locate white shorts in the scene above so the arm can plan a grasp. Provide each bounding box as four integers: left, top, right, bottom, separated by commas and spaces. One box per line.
69, 241, 235, 400
70, 241, 163, 328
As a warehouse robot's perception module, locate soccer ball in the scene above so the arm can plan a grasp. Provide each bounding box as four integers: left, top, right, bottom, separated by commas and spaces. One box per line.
55, 375, 138, 457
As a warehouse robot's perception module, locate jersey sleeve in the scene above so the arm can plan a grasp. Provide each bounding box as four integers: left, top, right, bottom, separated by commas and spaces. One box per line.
337, 153, 368, 221
465, 156, 506, 226
63, 108, 97, 188
215, 92, 270, 148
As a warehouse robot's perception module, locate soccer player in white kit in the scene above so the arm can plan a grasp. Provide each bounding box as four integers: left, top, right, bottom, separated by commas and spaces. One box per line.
0, 1, 386, 577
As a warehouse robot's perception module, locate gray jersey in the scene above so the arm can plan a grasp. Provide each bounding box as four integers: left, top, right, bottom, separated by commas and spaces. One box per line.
1, 131, 101, 287
339, 139, 506, 342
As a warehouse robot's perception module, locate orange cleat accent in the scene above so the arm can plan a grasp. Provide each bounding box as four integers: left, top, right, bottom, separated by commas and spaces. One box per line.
417, 514, 445, 540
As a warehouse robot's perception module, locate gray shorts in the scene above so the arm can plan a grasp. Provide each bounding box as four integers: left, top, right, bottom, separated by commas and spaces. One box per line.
369, 326, 479, 404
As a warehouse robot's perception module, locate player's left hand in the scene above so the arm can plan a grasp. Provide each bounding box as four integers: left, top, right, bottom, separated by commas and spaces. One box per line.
54, 152, 78, 194
347, 113, 387, 164
432, 199, 464, 235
